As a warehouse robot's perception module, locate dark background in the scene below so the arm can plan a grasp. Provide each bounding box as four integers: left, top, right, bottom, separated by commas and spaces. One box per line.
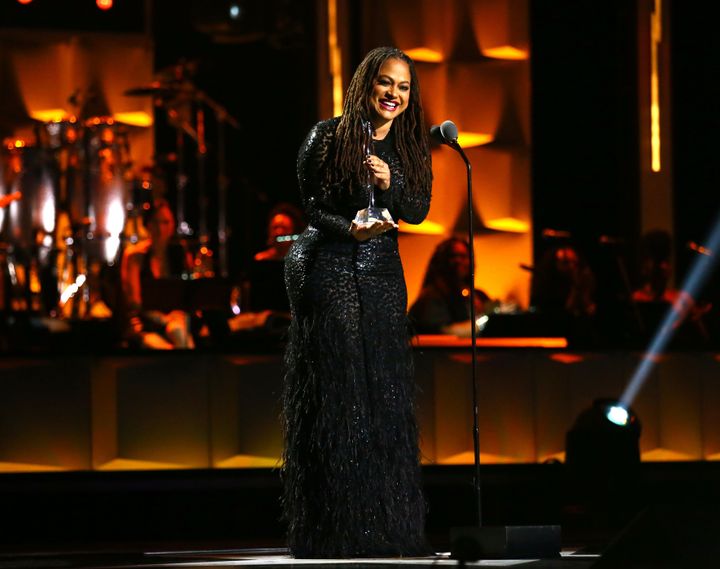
1, 0, 718, 295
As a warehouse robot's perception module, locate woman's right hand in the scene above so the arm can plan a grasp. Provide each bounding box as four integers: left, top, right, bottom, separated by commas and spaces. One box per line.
350, 219, 397, 241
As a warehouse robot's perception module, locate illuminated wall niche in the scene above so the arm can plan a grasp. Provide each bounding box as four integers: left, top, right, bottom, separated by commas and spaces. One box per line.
362, 0, 532, 308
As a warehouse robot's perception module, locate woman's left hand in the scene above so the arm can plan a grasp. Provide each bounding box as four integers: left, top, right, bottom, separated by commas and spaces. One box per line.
366, 154, 391, 191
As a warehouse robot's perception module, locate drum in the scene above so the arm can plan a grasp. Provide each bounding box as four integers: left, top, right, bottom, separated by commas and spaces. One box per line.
1, 143, 57, 252
79, 117, 132, 264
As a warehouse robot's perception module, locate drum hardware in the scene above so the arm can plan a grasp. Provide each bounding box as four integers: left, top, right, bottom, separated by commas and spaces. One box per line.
124, 66, 240, 279
0, 191, 22, 209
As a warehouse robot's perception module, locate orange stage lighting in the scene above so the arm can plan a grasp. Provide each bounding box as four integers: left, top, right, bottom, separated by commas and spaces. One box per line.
398, 219, 445, 235
17, 0, 33, 5
96, 0, 113, 10
457, 132, 493, 148
404, 48, 444, 63
484, 217, 530, 233
482, 46, 529, 61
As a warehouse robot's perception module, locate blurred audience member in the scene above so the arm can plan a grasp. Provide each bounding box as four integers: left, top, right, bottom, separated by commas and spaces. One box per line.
227, 203, 305, 336
532, 244, 597, 318
530, 244, 598, 345
253, 203, 305, 262
632, 229, 710, 344
245, 202, 305, 314
409, 237, 491, 336
121, 199, 195, 349
632, 229, 679, 304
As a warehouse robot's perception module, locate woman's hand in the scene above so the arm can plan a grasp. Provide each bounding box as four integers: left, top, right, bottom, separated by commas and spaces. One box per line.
350, 219, 397, 241
366, 154, 390, 190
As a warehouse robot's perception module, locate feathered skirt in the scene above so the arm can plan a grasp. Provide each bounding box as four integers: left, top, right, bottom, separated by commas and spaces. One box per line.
281, 228, 428, 558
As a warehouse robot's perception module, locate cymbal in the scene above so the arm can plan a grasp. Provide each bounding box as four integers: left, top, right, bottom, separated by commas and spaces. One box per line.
124, 81, 195, 98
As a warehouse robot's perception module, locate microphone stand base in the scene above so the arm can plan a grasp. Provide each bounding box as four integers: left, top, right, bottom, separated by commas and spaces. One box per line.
450, 524, 562, 561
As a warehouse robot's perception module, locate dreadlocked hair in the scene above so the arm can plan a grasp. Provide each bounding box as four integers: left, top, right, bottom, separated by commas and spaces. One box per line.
328, 46, 432, 196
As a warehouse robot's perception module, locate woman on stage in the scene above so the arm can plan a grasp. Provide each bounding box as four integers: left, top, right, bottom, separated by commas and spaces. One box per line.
282, 46, 433, 558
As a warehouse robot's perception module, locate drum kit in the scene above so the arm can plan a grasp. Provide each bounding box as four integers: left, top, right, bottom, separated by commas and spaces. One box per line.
0, 61, 239, 323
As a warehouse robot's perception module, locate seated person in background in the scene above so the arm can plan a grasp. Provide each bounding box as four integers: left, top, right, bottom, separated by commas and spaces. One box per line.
121, 199, 195, 349
247, 202, 305, 313
633, 229, 682, 304
409, 237, 491, 336
531, 244, 596, 318
631, 229, 709, 342
228, 203, 305, 334
530, 244, 598, 344
253, 202, 305, 262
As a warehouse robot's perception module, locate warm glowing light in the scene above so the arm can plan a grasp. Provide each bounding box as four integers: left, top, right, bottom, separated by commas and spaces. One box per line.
41, 196, 55, 233
484, 217, 530, 233
328, 0, 343, 116
104, 199, 126, 262
13, 139, 26, 149
550, 353, 585, 365
482, 46, 529, 60
17, 0, 33, 4
398, 219, 445, 235
112, 111, 153, 127
457, 132, 493, 148
650, 0, 662, 172
29, 109, 70, 122
97, 459, 186, 470
60, 274, 87, 306
404, 48, 444, 63
216, 455, 282, 468
414, 335, 568, 349
96, 0, 113, 10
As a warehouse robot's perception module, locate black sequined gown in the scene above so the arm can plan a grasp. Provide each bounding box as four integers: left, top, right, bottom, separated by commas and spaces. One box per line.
282, 117, 432, 558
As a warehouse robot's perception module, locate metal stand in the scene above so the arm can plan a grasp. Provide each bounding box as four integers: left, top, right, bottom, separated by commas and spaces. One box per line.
432, 121, 561, 561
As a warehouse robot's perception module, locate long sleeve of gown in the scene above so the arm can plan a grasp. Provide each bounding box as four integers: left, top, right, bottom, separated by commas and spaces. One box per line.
391, 156, 432, 225
297, 120, 352, 238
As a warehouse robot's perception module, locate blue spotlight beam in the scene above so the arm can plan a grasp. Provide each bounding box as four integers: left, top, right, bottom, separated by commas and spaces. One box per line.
620, 212, 720, 408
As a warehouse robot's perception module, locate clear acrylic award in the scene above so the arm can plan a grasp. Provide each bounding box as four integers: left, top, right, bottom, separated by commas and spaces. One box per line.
353, 119, 395, 226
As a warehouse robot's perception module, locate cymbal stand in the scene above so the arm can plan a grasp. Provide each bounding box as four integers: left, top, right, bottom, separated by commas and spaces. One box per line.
169, 109, 192, 237
196, 90, 240, 279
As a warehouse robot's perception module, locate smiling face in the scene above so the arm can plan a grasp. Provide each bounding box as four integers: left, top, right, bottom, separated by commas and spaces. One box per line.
367, 57, 411, 129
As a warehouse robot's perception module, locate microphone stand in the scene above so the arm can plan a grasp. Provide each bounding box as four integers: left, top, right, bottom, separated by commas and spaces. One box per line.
436, 123, 561, 561
448, 139, 483, 527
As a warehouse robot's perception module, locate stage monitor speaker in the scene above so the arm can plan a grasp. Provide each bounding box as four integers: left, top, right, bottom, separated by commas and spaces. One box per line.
592, 502, 720, 568
451, 525, 561, 560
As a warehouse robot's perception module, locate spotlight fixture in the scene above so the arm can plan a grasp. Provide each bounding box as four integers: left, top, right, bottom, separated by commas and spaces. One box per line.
96, 0, 113, 10
566, 397, 641, 472
229, 3, 242, 20
606, 404, 630, 427
17, 0, 33, 5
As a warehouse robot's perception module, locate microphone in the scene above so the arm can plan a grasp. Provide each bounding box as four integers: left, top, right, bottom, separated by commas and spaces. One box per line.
430, 120, 460, 147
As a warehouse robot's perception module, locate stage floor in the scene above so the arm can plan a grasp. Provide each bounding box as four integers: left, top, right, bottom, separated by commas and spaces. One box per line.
0, 546, 599, 569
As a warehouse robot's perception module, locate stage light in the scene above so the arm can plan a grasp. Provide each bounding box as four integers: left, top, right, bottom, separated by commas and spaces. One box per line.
96, 0, 113, 11
17, 0, 33, 5
607, 405, 630, 427
565, 398, 641, 471
229, 3, 242, 20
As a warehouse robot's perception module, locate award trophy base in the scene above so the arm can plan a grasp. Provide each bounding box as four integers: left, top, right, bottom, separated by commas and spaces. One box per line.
353, 206, 395, 226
